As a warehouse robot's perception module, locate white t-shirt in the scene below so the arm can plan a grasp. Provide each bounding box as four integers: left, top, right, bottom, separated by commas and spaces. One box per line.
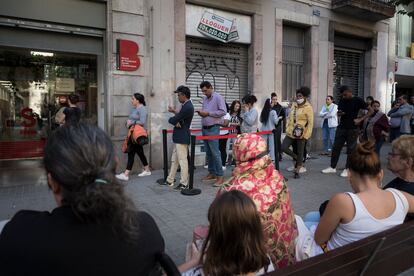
219, 113, 231, 135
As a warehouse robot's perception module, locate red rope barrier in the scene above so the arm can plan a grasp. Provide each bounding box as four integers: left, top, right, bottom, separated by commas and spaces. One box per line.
165, 127, 236, 134
194, 130, 273, 141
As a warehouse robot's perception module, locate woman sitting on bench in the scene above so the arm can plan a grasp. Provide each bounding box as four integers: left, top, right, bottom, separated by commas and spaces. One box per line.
296, 141, 414, 260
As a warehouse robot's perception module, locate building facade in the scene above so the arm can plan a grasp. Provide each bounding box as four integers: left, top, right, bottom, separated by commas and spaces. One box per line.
393, 4, 414, 99
0, 0, 396, 170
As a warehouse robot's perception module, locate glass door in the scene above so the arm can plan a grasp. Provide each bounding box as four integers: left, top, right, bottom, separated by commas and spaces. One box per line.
0, 48, 97, 160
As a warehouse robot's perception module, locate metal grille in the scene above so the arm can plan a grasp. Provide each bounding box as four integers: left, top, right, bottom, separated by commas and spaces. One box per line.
282, 26, 305, 101
185, 37, 249, 130
333, 48, 364, 100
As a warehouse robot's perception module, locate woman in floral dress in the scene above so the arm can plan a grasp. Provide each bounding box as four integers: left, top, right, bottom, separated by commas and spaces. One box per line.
220, 133, 298, 268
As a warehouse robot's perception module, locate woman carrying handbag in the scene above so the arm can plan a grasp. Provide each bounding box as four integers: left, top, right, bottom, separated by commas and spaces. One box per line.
117, 93, 151, 181
282, 87, 314, 179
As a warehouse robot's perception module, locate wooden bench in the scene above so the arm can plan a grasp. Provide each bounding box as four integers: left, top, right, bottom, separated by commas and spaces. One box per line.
269, 220, 414, 275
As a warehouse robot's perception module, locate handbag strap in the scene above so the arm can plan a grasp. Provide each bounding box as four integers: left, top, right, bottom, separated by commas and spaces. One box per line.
293, 107, 297, 125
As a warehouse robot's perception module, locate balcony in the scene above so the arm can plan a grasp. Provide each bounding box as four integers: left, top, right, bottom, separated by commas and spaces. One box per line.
331, 0, 396, 21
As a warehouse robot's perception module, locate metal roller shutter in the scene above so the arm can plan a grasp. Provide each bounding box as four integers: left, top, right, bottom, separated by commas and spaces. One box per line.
185, 37, 249, 130
333, 48, 364, 100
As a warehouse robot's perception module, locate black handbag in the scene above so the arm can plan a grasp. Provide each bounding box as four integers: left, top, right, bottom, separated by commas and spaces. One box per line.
292, 107, 304, 138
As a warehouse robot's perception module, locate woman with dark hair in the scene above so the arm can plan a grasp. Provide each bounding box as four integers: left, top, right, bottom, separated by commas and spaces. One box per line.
229, 100, 242, 134
282, 87, 314, 178
0, 123, 165, 275
241, 95, 258, 133
116, 93, 151, 181
62, 93, 81, 125
360, 100, 389, 155
218, 103, 231, 170
179, 190, 274, 275
260, 98, 280, 161
296, 141, 414, 260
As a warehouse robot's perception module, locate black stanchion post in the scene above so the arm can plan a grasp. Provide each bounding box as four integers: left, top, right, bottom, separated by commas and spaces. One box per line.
181, 135, 201, 196
156, 129, 169, 185
272, 129, 279, 171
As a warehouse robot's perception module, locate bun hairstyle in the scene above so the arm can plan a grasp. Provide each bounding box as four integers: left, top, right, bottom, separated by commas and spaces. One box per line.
348, 141, 381, 177
242, 95, 258, 105
68, 93, 80, 104
133, 93, 146, 106
44, 123, 138, 240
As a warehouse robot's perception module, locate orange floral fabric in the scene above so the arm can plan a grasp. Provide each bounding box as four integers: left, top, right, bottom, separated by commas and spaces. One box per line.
220, 133, 298, 268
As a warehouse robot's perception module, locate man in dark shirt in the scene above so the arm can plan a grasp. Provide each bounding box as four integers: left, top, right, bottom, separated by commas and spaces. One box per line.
164, 85, 194, 190
322, 86, 369, 177
271, 93, 286, 161
384, 135, 414, 195
63, 93, 81, 125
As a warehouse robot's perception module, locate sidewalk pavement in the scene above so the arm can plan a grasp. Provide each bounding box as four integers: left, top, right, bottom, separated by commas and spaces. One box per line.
0, 144, 395, 264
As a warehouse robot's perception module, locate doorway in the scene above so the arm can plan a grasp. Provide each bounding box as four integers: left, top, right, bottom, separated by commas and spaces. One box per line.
0, 47, 98, 160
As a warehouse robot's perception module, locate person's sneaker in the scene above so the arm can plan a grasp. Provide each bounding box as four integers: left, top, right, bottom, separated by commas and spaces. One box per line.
322, 167, 336, 174
115, 173, 129, 181
298, 167, 307, 173
160, 180, 174, 187
340, 169, 348, 177
138, 170, 151, 177
222, 166, 226, 171
173, 184, 187, 190
203, 165, 208, 169
286, 166, 295, 172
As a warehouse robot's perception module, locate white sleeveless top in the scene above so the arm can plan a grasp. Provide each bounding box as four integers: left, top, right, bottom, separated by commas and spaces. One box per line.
327, 188, 408, 250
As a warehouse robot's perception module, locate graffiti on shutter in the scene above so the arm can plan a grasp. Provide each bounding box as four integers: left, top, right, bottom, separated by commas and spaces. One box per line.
185, 37, 249, 131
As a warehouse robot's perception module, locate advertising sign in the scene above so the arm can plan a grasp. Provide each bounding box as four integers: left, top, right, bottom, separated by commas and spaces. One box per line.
116, 39, 140, 71
55, 78, 75, 93
197, 12, 234, 43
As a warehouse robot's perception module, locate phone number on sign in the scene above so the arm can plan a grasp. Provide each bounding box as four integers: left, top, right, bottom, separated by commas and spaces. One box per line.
198, 24, 228, 41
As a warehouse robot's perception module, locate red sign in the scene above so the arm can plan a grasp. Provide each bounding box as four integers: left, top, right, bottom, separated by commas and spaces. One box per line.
116, 39, 140, 71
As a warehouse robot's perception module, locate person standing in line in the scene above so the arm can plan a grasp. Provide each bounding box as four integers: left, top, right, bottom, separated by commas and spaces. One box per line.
241, 95, 258, 133
282, 87, 314, 178
162, 86, 194, 190
271, 93, 286, 161
218, 103, 231, 171
116, 93, 151, 181
197, 81, 227, 187
319, 95, 338, 156
227, 100, 242, 166
260, 98, 280, 161
410, 95, 414, 134
388, 95, 414, 137
322, 86, 369, 178
62, 93, 81, 125
388, 100, 402, 143
360, 100, 389, 155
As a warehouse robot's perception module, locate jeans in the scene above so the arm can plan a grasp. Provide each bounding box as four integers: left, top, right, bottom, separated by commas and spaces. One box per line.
389, 127, 400, 143
375, 138, 384, 156
303, 211, 320, 230
203, 125, 224, 177
322, 120, 336, 152
282, 136, 306, 167
330, 128, 359, 169
275, 126, 283, 160
262, 133, 275, 161
167, 143, 189, 185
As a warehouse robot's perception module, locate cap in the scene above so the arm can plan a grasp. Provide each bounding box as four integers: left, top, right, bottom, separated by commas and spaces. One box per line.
174, 85, 191, 98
